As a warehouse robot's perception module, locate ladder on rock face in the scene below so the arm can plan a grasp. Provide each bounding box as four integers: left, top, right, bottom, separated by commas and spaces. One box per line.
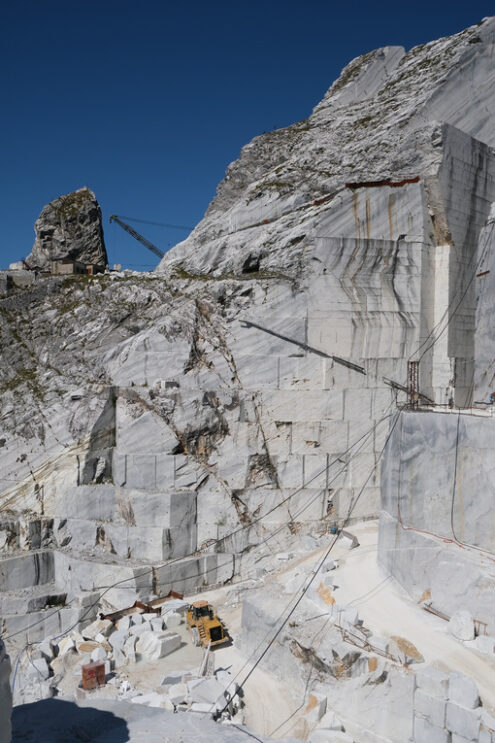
407, 361, 419, 406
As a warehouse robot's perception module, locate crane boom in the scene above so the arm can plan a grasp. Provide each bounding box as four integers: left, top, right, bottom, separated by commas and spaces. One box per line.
110, 215, 164, 259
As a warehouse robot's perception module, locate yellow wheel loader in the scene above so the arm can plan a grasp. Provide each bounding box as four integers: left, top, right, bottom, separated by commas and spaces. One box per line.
186, 600, 227, 648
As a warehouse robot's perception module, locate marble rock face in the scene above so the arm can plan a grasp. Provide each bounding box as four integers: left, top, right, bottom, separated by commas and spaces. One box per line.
379, 410, 495, 632
0, 637, 12, 743
2, 19, 495, 656
25, 187, 107, 270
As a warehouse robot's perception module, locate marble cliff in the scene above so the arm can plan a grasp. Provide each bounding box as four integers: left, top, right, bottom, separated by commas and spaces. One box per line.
25, 187, 107, 271
1, 18, 495, 741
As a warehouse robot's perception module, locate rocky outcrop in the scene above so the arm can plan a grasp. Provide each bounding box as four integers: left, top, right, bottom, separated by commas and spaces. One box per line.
25, 187, 107, 271
158, 18, 495, 408
158, 18, 495, 278
0, 636, 12, 743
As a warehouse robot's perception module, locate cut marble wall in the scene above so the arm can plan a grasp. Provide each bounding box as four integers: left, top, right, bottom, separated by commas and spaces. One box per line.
0, 637, 11, 743
474, 203, 495, 401
379, 409, 495, 630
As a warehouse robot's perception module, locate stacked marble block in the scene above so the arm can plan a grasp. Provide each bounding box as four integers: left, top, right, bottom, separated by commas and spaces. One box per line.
109, 390, 235, 591
414, 667, 495, 743
48, 485, 197, 563
229, 239, 419, 525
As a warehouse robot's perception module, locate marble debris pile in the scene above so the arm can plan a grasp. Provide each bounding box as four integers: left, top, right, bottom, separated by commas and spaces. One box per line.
129, 667, 241, 719
13, 608, 185, 704
12, 602, 243, 724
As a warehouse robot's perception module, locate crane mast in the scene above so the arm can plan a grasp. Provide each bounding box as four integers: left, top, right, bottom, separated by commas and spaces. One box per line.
109, 215, 164, 259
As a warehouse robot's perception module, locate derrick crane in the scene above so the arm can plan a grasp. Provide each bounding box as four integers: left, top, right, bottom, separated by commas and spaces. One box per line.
109, 215, 164, 259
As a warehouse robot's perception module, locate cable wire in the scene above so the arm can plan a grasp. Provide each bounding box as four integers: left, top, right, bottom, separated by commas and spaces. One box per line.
115, 215, 193, 231
8, 411, 393, 694
212, 407, 403, 720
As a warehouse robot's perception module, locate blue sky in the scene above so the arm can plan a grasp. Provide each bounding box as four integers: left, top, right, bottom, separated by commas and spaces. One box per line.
1, 0, 493, 270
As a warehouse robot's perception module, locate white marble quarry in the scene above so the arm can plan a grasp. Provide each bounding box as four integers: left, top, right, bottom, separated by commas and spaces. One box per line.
3, 25, 495, 731
379, 410, 495, 631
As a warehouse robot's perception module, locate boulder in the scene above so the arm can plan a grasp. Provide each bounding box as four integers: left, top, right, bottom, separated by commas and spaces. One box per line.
337, 531, 359, 550
415, 690, 446, 728
135, 630, 181, 661
467, 636, 495, 655
26, 657, 50, 681
322, 559, 338, 572
305, 691, 327, 723
415, 666, 449, 699
317, 710, 344, 731
163, 612, 181, 629
448, 673, 480, 709
123, 635, 137, 664
161, 670, 188, 687
116, 616, 131, 632
82, 618, 113, 640
141, 613, 158, 622
160, 599, 189, 616
150, 617, 164, 632
108, 631, 128, 653
446, 702, 481, 740
25, 188, 107, 271
56, 636, 75, 656
129, 621, 153, 636
168, 682, 188, 705
38, 640, 55, 662
77, 641, 100, 655
90, 646, 108, 663
187, 677, 228, 705
448, 611, 475, 642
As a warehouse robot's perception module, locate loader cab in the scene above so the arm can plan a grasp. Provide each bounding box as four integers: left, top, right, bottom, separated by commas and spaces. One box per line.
190, 601, 213, 621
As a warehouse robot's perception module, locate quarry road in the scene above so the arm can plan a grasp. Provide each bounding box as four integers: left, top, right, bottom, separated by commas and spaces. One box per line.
190, 585, 300, 739
192, 519, 495, 737
219, 644, 296, 738
318, 521, 495, 712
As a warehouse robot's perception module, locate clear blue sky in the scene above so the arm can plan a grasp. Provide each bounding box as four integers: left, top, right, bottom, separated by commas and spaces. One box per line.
1, 0, 493, 270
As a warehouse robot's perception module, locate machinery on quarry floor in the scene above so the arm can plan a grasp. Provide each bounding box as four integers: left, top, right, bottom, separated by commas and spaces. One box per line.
186, 600, 227, 648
